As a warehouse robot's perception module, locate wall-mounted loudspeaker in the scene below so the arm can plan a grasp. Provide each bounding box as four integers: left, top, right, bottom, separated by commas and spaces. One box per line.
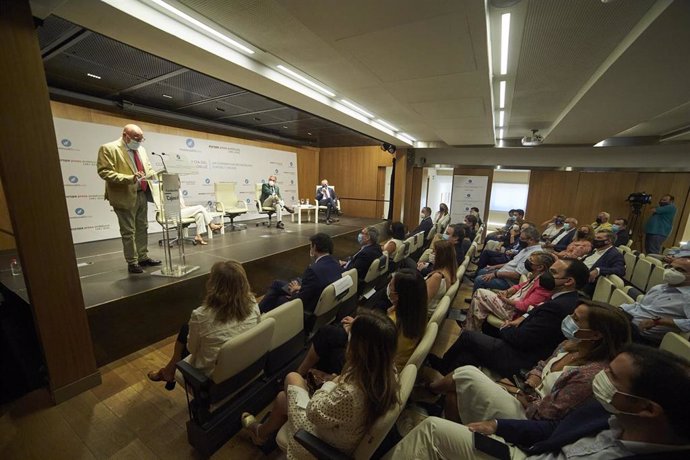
381, 143, 397, 154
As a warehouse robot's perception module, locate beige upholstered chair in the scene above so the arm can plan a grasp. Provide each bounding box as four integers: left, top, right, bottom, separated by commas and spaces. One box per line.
214, 182, 248, 231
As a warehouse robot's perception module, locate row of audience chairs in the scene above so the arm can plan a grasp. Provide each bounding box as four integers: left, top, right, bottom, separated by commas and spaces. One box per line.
280, 225, 482, 458
176, 269, 358, 456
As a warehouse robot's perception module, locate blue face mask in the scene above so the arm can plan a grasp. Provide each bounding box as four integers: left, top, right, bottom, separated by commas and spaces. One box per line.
357, 233, 364, 245
611, 224, 620, 233
441, 233, 451, 241
561, 315, 580, 340
562, 223, 570, 231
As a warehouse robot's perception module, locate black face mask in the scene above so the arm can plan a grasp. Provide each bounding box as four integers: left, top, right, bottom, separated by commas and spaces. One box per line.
659, 201, 669, 207
595, 217, 603, 224
577, 231, 588, 239
539, 272, 556, 291
592, 239, 608, 249
524, 259, 534, 272
518, 240, 529, 249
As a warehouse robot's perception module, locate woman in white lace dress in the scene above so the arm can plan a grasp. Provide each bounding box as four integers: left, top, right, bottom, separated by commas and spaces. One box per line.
241, 310, 400, 458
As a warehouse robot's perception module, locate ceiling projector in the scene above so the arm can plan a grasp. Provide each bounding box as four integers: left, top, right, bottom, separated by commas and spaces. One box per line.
521, 129, 543, 147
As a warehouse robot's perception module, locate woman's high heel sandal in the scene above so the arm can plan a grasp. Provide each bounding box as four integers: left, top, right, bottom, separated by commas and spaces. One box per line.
241, 412, 267, 446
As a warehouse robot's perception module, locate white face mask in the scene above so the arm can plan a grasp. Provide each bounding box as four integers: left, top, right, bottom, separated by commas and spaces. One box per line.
663, 267, 687, 285
125, 139, 141, 150
268, 180, 275, 186
592, 370, 645, 415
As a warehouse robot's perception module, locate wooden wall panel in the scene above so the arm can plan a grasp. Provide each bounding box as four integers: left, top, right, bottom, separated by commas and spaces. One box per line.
526, 171, 580, 226
0, 1, 99, 402
319, 146, 393, 219
295, 147, 320, 200
403, 166, 424, 231
394, 149, 408, 224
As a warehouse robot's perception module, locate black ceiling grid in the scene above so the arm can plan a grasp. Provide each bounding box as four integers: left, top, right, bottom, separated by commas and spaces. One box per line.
37, 15, 381, 148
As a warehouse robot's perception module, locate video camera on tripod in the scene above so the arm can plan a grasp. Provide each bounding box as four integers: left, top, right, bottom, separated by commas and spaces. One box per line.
627, 192, 652, 213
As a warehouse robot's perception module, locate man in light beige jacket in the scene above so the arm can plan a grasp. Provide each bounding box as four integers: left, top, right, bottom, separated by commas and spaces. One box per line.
97, 124, 161, 274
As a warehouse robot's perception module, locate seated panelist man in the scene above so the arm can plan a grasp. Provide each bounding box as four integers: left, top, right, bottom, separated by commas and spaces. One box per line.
259, 233, 342, 314
260, 175, 293, 229
316, 179, 339, 224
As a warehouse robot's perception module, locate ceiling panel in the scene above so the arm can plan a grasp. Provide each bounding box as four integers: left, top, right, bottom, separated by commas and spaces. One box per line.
616, 101, 690, 138
411, 98, 486, 121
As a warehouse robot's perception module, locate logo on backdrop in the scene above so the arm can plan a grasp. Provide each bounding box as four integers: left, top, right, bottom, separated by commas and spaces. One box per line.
68, 175, 79, 184
182, 190, 188, 196
186, 138, 195, 148
246, 198, 251, 204
75, 207, 85, 216
468, 179, 473, 184
244, 178, 249, 184
207, 200, 213, 207
289, 161, 293, 167
204, 178, 211, 184
292, 195, 295, 201
176, 154, 181, 159
290, 179, 294, 185
61, 139, 72, 147
274, 169, 279, 174
466, 193, 471, 198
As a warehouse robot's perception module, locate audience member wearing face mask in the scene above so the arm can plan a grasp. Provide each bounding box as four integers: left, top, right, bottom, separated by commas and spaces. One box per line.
556, 225, 594, 259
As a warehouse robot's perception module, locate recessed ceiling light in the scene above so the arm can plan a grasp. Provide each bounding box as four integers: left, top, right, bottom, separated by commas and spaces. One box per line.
277, 65, 335, 97
340, 100, 374, 118
282, 125, 288, 129
149, 0, 254, 54
496, 165, 502, 170
376, 119, 398, 131
87, 73, 101, 79
499, 81, 506, 109
307, 132, 313, 136
500, 13, 511, 75
162, 94, 173, 99
565, 166, 573, 171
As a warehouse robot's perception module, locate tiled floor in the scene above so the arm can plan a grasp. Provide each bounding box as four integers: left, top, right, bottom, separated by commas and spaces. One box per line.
0, 283, 471, 459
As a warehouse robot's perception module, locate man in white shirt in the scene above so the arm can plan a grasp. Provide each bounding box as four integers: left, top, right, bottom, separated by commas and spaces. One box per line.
622, 256, 690, 345
581, 229, 625, 297
473, 226, 542, 291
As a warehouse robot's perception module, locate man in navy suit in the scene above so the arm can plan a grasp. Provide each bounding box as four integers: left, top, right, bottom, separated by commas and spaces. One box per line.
259, 233, 342, 314
409, 207, 433, 239
387, 346, 690, 459
582, 229, 626, 297
429, 258, 589, 377
340, 226, 383, 281
316, 179, 338, 224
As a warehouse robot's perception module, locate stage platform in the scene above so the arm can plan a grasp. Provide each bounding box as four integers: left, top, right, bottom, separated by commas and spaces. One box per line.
1, 216, 383, 365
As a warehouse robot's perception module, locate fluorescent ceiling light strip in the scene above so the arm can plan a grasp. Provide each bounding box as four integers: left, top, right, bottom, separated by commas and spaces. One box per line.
340, 100, 374, 118
397, 133, 415, 145
498, 110, 505, 127
498, 128, 504, 139
149, 0, 254, 54
499, 81, 506, 108
400, 133, 416, 142
333, 103, 371, 124
376, 119, 398, 131
500, 13, 510, 75
276, 65, 335, 97
370, 122, 396, 137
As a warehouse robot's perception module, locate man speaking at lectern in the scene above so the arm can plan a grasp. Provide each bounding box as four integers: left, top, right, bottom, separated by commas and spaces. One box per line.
97, 124, 161, 274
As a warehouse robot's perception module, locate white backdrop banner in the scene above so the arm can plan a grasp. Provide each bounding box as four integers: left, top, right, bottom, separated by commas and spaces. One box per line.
450, 175, 488, 224
54, 118, 298, 244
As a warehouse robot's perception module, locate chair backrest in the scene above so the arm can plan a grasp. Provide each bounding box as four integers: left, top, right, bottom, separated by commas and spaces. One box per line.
340, 268, 359, 304
646, 264, 665, 291
444, 280, 460, 304
631, 257, 653, 291
426, 225, 437, 242
402, 236, 415, 258
608, 274, 625, 290
406, 322, 438, 369
623, 252, 637, 281
619, 245, 632, 254
465, 242, 477, 261
352, 364, 417, 459
660, 332, 690, 362
438, 214, 450, 232
608, 288, 634, 308
412, 232, 425, 252
364, 255, 389, 283
262, 299, 304, 376
255, 183, 275, 214
592, 276, 615, 304
215, 182, 246, 211
429, 296, 450, 327
484, 239, 501, 252
418, 248, 433, 263
623, 238, 633, 248
393, 240, 408, 263
210, 318, 275, 400
644, 255, 663, 267
311, 273, 357, 337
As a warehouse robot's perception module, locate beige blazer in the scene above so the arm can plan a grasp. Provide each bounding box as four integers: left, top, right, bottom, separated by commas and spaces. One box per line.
97, 138, 154, 210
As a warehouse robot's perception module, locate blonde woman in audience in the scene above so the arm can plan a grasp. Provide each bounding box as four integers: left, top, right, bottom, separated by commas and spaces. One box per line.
296, 268, 428, 377
425, 240, 457, 316
428, 301, 630, 424
147, 260, 260, 390
241, 310, 400, 458
556, 225, 594, 259
465, 251, 556, 331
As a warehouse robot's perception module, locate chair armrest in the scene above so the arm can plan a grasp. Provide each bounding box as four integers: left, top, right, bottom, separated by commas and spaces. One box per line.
176, 360, 209, 392
215, 201, 226, 213
293, 429, 350, 460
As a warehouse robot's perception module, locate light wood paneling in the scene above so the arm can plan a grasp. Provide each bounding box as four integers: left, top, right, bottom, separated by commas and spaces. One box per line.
404, 166, 424, 231
295, 147, 320, 200
319, 146, 393, 218
0, 1, 98, 400
527, 171, 690, 248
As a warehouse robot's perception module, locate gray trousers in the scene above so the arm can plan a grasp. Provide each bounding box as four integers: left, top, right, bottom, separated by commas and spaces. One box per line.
113, 191, 149, 264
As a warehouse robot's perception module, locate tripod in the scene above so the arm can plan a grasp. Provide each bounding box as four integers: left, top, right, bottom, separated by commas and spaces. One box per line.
627, 203, 648, 251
